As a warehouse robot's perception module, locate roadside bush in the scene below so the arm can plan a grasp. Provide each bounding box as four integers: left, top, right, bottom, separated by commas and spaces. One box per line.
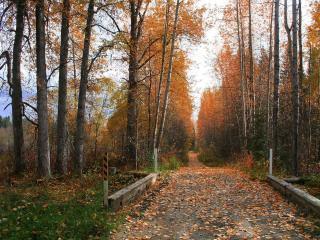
167, 157, 180, 170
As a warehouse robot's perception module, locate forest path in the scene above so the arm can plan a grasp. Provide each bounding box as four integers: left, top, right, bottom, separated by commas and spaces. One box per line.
112, 154, 317, 239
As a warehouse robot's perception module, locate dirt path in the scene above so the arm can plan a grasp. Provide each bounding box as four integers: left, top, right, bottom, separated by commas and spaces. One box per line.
187, 152, 205, 168
112, 153, 318, 239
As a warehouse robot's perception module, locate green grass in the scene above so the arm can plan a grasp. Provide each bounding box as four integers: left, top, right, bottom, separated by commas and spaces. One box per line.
0, 176, 127, 240
242, 161, 268, 181
144, 156, 182, 173
303, 174, 320, 188
198, 148, 226, 167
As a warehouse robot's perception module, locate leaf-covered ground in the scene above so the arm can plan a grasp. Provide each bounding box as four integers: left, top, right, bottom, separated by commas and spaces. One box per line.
0, 173, 141, 239
113, 153, 320, 239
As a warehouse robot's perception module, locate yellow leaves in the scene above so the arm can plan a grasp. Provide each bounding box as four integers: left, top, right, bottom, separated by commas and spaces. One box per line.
308, 2, 320, 48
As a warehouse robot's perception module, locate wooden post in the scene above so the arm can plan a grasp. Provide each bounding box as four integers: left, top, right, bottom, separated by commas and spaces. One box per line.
269, 148, 273, 175
154, 148, 158, 172
103, 152, 109, 207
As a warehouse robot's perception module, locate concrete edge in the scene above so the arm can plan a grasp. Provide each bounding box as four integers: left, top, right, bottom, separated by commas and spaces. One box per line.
267, 175, 320, 216
108, 173, 159, 211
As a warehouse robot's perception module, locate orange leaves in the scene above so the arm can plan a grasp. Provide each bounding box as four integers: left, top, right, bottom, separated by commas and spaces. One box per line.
112, 165, 318, 239
197, 88, 224, 147
308, 2, 320, 48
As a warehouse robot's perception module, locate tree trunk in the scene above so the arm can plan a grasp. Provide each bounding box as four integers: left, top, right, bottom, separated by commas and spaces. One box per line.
152, 0, 170, 164
127, 1, 139, 165
36, 0, 51, 178
236, 0, 247, 148
74, 0, 95, 174
156, 0, 181, 168
272, 0, 280, 160
12, 0, 26, 174
267, 2, 273, 149
248, 0, 255, 134
273, 0, 280, 161
291, 0, 299, 176
308, 45, 312, 161
147, 40, 153, 153
56, 0, 70, 175
284, 0, 294, 79
298, 0, 303, 87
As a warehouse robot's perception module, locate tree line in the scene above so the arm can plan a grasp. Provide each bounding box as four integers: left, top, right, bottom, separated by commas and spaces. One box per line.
0, 0, 203, 177
198, 0, 319, 176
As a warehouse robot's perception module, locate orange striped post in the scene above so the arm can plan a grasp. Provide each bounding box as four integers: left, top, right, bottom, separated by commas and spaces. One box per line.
103, 152, 109, 207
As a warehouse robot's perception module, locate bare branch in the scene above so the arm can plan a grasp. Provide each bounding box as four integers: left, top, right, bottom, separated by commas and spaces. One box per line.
0, 2, 13, 30
88, 42, 114, 73
137, 37, 160, 64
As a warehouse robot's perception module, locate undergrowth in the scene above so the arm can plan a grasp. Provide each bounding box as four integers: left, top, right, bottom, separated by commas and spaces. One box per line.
0, 174, 129, 239
144, 155, 182, 173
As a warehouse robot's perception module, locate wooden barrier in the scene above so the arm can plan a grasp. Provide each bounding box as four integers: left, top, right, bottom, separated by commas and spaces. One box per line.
108, 173, 158, 212
267, 175, 320, 216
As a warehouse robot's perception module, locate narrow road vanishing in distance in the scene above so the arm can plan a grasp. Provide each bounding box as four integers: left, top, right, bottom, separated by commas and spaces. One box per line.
113, 152, 318, 239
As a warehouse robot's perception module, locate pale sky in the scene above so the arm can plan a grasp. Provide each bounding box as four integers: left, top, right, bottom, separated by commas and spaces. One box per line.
185, 0, 227, 120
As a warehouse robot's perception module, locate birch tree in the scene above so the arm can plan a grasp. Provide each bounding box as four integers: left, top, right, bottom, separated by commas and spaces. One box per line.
152, 0, 170, 168
155, 0, 181, 171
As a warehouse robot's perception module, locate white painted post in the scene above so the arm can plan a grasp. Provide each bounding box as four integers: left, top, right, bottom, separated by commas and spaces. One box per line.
269, 148, 273, 176
103, 153, 109, 208
154, 148, 158, 172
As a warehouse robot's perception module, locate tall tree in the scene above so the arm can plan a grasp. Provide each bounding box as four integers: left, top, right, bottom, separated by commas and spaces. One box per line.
266, 1, 273, 148
236, 0, 247, 147
291, 0, 299, 176
156, 0, 181, 171
248, 0, 255, 133
273, 0, 280, 161
36, 0, 51, 178
12, 0, 26, 174
152, 0, 170, 168
74, 0, 95, 174
56, 0, 71, 175
127, 0, 149, 164
298, 0, 303, 85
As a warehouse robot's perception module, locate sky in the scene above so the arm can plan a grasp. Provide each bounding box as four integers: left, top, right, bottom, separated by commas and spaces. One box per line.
0, 0, 313, 119
185, 0, 227, 120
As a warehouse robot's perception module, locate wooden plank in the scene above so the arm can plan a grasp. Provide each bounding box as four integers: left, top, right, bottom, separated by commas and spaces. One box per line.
284, 177, 304, 184
267, 175, 320, 216
108, 173, 158, 211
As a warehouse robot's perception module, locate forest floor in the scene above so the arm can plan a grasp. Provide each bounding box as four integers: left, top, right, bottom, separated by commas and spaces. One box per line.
112, 152, 320, 239
0, 172, 142, 239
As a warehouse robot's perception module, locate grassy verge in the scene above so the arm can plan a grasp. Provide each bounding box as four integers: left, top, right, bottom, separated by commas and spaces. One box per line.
198, 148, 225, 167
0, 173, 138, 239
144, 156, 182, 174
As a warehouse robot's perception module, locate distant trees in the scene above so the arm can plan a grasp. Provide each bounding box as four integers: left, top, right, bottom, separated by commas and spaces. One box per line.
0, 116, 10, 128
198, 0, 319, 176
